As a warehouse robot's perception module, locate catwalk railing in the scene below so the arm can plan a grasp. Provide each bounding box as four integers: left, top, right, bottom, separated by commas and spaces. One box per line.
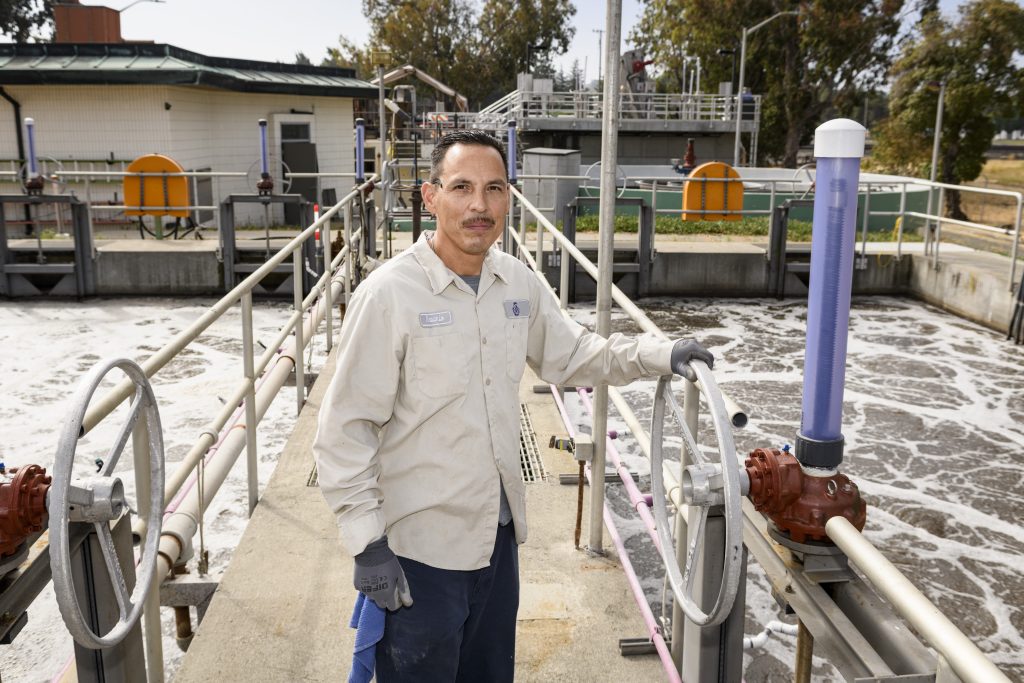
507, 186, 1010, 682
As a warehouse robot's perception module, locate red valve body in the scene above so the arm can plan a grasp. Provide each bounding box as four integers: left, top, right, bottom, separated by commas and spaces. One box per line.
744, 448, 866, 543
0, 465, 52, 558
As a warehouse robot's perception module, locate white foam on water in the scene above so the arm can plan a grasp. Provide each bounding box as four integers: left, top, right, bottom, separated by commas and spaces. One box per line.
0, 298, 330, 682
565, 296, 1024, 681
2, 294, 1021, 681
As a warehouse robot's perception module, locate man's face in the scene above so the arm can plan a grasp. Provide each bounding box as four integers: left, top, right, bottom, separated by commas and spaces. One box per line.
421, 143, 508, 261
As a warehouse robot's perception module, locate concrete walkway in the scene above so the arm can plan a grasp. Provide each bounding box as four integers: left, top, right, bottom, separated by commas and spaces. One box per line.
173, 354, 665, 682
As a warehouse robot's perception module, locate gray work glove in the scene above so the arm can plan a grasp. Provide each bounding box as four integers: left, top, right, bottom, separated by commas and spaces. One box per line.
353, 535, 413, 611
670, 339, 715, 382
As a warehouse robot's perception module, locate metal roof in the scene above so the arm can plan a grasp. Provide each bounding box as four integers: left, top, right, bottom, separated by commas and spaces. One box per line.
0, 43, 379, 98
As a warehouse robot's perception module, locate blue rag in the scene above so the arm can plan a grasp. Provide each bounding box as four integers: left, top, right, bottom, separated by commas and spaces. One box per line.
348, 592, 385, 683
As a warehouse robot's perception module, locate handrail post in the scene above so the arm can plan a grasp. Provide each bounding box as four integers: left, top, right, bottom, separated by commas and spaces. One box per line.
859, 183, 871, 269
323, 219, 334, 352
671, 378, 700, 667
518, 195, 527, 262
241, 290, 259, 515
1010, 196, 1023, 291
293, 240, 306, 414
897, 182, 907, 261
933, 186, 945, 269
590, 0, 624, 554
535, 211, 545, 276
132, 412, 164, 683
344, 201, 353, 306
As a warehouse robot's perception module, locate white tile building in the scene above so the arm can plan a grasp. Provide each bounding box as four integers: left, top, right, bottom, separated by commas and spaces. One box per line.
0, 43, 378, 228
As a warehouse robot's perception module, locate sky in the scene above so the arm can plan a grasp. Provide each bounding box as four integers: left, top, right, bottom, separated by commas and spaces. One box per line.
88, 0, 963, 85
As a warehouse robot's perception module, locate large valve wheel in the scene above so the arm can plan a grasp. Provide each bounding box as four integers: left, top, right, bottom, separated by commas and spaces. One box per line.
650, 363, 743, 627
49, 358, 165, 649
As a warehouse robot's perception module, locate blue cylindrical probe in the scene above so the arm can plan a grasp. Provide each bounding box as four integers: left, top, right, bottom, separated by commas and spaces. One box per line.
258, 119, 269, 176
355, 118, 365, 183
25, 117, 38, 177
506, 120, 517, 183
797, 119, 866, 468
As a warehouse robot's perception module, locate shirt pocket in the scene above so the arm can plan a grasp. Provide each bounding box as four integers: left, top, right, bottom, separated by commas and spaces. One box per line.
505, 320, 528, 382
412, 333, 469, 398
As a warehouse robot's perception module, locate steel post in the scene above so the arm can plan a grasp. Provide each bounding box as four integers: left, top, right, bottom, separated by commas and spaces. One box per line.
934, 186, 945, 269
344, 202, 353, 306
324, 223, 334, 351
859, 184, 871, 268
293, 244, 305, 415
897, 183, 907, 261
132, 415, 164, 683
1009, 197, 1022, 290
589, 0, 623, 554
241, 291, 259, 515
671, 379, 700, 667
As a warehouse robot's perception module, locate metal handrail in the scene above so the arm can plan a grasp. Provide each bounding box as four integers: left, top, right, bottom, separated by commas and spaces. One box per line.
515, 171, 1023, 289
507, 188, 1009, 680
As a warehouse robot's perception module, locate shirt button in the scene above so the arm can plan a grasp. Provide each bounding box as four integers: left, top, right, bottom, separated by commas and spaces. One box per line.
485, 378, 492, 386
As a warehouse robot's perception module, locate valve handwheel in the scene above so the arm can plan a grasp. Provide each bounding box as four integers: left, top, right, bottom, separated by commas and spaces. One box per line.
48, 358, 165, 649
650, 362, 743, 627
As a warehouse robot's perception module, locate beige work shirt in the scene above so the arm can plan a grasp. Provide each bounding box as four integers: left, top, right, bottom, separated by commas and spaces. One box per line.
313, 232, 675, 570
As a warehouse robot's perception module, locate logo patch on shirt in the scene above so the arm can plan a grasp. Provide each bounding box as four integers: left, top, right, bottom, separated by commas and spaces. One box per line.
503, 299, 530, 319
419, 310, 453, 327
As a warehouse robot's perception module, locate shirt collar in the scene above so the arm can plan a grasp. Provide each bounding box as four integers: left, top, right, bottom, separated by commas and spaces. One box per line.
412, 231, 510, 296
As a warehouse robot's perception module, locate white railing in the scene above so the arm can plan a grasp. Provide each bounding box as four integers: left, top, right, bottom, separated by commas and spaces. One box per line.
58, 176, 376, 682
505, 186, 1010, 683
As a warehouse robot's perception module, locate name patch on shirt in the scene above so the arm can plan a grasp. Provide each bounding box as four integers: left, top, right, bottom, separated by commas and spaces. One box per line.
419, 310, 453, 327
503, 299, 531, 319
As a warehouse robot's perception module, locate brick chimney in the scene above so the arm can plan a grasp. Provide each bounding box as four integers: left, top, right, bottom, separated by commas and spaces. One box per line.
54, 1, 123, 43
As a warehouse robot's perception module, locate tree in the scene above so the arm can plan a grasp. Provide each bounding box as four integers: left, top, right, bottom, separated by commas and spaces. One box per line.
324, 0, 576, 109
475, 0, 576, 103
631, 0, 905, 166
870, 0, 1024, 220
0, 0, 52, 41
294, 51, 313, 66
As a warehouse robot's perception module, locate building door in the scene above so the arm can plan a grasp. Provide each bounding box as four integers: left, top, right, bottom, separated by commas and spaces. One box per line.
280, 122, 318, 225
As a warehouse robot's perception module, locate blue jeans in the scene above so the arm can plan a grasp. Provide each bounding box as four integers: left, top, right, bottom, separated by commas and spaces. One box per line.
375, 523, 519, 682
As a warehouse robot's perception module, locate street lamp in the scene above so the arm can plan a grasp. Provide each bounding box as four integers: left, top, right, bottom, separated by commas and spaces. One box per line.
733, 10, 798, 167
928, 80, 946, 184
926, 80, 946, 245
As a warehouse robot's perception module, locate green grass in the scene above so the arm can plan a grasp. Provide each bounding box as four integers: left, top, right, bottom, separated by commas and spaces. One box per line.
564, 214, 918, 242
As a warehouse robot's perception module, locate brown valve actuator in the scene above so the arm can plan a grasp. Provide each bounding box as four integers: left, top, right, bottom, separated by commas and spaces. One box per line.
0, 464, 52, 558
744, 447, 866, 543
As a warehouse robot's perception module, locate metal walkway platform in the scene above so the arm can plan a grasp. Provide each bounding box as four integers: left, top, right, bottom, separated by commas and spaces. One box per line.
172, 353, 663, 682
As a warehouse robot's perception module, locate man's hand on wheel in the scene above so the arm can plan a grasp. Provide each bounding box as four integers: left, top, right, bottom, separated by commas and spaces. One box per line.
670, 339, 715, 382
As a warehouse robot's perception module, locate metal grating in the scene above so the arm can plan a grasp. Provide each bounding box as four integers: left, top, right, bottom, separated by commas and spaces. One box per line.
519, 403, 547, 483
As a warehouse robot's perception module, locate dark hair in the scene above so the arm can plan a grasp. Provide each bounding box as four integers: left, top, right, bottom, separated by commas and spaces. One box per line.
429, 130, 508, 183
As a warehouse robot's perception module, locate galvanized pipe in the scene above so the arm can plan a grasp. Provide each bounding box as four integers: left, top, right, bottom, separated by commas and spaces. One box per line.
825, 516, 1011, 683
795, 620, 813, 683
293, 242, 305, 415
241, 291, 258, 516
590, 0, 624, 553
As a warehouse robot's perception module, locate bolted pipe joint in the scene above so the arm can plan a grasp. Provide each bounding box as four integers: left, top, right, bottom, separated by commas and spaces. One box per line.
0, 464, 51, 557
744, 447, 866, 543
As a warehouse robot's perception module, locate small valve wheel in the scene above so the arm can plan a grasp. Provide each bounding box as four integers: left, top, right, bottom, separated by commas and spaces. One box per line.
48, 358, 165, 649
649, 363, 743, 627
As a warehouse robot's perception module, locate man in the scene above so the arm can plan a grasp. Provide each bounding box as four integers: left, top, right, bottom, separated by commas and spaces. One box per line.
313, 130, 713, 681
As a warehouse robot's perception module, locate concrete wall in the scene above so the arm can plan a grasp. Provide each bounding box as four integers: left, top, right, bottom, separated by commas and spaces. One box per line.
908, 252, 1015, 332
522, 131, 733, 166
0, 84, 355, 227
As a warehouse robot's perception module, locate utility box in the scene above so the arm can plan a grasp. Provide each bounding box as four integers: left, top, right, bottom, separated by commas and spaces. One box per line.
522, 148, 581, 226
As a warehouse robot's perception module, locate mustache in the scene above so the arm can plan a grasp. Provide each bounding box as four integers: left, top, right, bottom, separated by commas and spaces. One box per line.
460, 216, 495, 228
